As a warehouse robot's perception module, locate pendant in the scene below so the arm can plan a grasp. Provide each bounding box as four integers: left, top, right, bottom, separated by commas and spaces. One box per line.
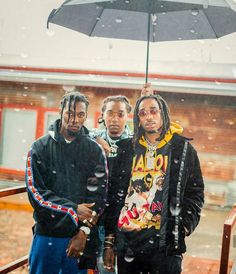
147, 154, 155, 169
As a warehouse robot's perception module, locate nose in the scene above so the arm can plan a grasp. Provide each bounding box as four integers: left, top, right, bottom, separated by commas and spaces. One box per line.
111, 113, 119, 122
72, 115, 80, 124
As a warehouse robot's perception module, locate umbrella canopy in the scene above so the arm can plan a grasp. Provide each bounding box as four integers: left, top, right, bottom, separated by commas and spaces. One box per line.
48, 0, 236, 82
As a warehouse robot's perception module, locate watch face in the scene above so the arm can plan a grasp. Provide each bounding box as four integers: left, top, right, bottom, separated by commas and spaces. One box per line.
80, 226, 90, 235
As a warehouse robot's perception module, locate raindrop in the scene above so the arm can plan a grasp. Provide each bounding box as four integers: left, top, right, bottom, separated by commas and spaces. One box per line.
95, 165, 105, 178
191, 9, 199, 16
87, 177, 98, 192
212, 119, 216, 122
115, 17, 122, 24
203, 0, 209, 9
48, 242, 53, 246
187, 210, 192, 214
17, 129, 23, 133
190, 28, 196, 34
178, 37, 182, 40
96, 16, 101, 21
124, 248, 135, 263
180, 98, 185, 102
151, 14, 157, 23
20, 52, 28, 58
227, 120, 234, 125
37, 160, 42, 164
149, 238, 154, 244
14, 108, 20, 112
162, 12, 166, 15
51, 213, 55, 218
52, 170, 57, 174
63, 85, 75, 92
77, 258, 80, 263
208, 136, 213, 140
41, 96, 46, 100
117, 191, 124, 197
71, 164, 75, 168
21, 139, 26, 143
174, 158, 179, 164
125, 0, 130, 3
24, 86, 28, 90
46, 29, 55, 37
23, 93, 28, 97
101, 24, 105, 28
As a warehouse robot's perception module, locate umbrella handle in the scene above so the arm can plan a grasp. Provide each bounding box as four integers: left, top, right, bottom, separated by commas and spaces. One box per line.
145, 13, 151, 84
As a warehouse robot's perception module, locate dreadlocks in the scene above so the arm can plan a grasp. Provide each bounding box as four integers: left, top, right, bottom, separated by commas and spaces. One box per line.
99, 95, 132, 124
133, 94, 170, 147
60, 91, 89, 124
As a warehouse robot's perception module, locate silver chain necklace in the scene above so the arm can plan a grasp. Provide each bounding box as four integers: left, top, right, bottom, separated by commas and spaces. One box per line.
145, 137, 159, 169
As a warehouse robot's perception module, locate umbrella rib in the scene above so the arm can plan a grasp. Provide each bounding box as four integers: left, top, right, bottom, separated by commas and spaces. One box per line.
202, 9, 218, 38
89, 7, 105, 37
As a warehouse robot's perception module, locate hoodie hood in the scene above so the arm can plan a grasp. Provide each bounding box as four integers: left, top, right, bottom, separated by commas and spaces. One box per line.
48, 119, 89, 142
139, 122, 183, 149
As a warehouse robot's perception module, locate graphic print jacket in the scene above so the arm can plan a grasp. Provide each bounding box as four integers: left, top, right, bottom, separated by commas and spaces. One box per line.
105, 122, 204, 255
26, 119, 108, 238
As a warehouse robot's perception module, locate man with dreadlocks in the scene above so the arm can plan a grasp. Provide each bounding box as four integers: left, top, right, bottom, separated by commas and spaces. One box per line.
103, 94, 204, 274
26, 91, 108, 274
89, 95, 132, 274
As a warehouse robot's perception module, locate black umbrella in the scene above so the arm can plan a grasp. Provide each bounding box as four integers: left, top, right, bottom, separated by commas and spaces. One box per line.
47, 0, 236, 83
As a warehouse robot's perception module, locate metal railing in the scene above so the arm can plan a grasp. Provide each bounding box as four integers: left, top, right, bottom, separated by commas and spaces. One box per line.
219, 205, 236, 274
0, 186, 28, 274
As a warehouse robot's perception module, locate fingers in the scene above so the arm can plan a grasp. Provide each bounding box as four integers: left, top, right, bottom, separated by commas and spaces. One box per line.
82, 213, 98, 227
83, 202, 95, 208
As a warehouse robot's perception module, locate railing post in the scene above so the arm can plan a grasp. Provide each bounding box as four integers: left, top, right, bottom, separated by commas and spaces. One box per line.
219, 205, 236, 274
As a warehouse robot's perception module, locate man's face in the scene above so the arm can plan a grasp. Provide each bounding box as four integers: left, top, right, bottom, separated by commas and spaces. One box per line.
138, 98, 163, 134
103, 101, 129, 137
60, 101, 87, 137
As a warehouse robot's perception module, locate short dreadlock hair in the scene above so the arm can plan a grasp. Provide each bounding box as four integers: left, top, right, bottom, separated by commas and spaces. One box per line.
60, 91, 89, 123
101, 95, 132, 114
99, 95, 132, 124
133, 94, 170, 146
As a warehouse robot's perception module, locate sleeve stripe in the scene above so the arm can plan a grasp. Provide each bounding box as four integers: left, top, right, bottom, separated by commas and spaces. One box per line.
26, 149, 78, 226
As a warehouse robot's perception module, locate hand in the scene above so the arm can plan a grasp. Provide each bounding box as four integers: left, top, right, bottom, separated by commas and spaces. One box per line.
66, 230, 87, 258
77, 203, 98, 227
96, 137, 111, 156
141, 83, 154, 96
103, 247, 116, 272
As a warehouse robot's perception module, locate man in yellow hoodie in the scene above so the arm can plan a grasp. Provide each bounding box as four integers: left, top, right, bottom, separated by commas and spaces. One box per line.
103, 94, 204, 274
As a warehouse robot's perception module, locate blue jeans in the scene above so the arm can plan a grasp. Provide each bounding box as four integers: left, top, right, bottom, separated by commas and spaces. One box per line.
97, 226, 116, 274
29, 234, 86, 274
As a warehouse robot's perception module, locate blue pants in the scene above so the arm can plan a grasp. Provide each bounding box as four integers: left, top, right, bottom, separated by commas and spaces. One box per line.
29, 234, 86, 274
